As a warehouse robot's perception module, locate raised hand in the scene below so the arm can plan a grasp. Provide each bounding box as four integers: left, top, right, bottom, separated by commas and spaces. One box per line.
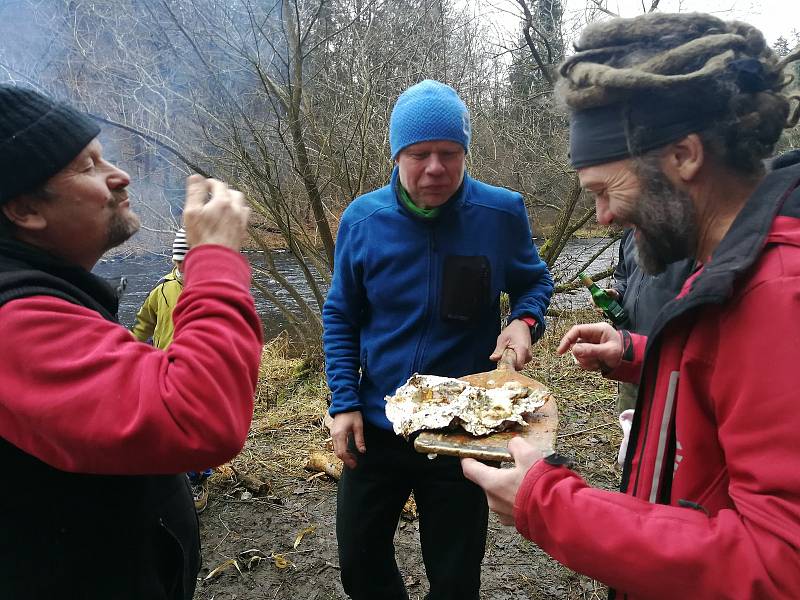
182, 174, 250, 252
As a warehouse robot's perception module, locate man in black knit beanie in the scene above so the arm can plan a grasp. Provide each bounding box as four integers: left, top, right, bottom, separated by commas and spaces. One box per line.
0, 84, 263, 599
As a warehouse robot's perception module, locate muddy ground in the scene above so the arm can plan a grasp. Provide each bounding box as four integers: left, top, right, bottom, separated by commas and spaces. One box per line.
193, 477, 614, 600
194, 311, 620, 600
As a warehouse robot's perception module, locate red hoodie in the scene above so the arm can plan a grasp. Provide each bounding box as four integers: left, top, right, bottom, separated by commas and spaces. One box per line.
0, 245, 263, 474
514, 161, 800, 599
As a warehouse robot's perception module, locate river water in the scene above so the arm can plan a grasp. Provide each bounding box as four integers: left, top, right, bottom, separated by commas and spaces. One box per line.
93, 238, 618, 340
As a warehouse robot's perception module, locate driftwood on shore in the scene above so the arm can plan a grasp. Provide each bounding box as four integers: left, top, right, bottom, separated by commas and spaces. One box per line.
306, 450, 344, 479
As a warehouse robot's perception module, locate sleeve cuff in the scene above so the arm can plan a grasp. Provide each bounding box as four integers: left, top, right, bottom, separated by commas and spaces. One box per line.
605, 330, 646, 383
514, 459, 559, 538
329, 406, 361, 417
328, 394, 362, 416
183, 245, 252, 290
513, 314, 544, 342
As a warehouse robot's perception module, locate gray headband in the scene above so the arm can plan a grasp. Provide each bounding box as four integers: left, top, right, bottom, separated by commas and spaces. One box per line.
569, 99, 721, 169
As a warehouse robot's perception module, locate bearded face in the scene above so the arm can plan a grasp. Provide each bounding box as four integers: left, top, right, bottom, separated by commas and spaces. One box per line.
8, 139, 141, 270
105, 188, 141, 251
628, 156, 698, 275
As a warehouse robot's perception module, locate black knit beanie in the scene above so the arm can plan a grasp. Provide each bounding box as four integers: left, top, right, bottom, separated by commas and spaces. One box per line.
0, 85, 101, 204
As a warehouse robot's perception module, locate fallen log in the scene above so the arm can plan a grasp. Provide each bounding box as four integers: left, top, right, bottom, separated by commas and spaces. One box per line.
306, 450, 343, 479
230, 465, 271, 495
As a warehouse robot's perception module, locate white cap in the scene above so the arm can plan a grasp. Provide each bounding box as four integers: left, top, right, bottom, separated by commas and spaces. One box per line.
172, 228, 189, 261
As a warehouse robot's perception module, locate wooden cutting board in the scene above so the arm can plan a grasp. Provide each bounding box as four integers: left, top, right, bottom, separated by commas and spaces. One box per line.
413, 348, 558, 462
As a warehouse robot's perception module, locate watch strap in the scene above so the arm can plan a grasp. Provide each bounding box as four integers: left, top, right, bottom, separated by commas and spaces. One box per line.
543, 452, 575, 468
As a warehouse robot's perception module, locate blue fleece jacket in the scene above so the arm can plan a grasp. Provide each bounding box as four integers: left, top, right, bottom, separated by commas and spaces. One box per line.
323, 167, 554, 430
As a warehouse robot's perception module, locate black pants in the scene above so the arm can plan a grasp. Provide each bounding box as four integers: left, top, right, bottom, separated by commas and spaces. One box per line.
336, 421, 488, 600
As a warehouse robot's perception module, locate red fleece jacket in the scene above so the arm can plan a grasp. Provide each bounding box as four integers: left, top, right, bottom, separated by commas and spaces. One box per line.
0, 245, 263, 475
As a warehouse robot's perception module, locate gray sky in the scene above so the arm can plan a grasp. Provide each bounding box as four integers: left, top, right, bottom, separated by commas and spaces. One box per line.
486, 0, 799, 52
594, 0, 799, 44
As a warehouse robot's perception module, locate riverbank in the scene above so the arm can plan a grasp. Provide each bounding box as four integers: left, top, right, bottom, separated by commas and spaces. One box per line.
195, 308, 620, 599
239, 222, 618, 253
110, 214, 616, 259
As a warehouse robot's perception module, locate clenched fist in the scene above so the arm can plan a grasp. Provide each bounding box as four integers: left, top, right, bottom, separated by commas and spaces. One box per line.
182, 174, 250, 252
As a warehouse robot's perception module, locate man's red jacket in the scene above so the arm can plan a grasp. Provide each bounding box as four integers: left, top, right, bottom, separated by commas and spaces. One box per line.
0, 245, 263, 474
515, 158, 800, 599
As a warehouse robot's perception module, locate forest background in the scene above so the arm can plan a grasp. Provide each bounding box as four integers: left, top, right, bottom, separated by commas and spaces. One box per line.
2, 0, 798, 353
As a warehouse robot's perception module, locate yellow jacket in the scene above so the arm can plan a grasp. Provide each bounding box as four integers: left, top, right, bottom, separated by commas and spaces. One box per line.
131, 268, 183, 349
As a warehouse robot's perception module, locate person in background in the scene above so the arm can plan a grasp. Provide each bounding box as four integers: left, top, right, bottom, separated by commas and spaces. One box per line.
132, 227, 189, 350
323, 79, 554, 600
131, 227, 214, 512
462, 13, 800, 599
0, 84, 262, 599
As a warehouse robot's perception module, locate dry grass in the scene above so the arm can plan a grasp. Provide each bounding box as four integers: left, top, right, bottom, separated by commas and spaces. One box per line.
527, 309, 622, 493
208, 332, 330, 495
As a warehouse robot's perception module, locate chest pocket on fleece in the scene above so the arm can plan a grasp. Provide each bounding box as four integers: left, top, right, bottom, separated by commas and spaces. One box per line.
440, 255, 491, 323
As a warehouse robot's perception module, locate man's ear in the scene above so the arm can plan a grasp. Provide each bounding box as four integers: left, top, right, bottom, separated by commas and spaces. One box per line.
1, 195, 48, 231
662, 134, 705, 184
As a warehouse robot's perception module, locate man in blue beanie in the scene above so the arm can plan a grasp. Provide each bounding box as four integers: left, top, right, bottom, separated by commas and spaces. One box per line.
323, 79, 554, 600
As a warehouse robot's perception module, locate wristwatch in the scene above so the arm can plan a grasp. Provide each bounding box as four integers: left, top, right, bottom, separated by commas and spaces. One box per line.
519, 316, 538, 338
543, 452, 575, 468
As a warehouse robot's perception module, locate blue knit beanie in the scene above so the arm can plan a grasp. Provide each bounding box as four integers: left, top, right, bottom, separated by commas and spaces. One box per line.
389, 80, 471, 159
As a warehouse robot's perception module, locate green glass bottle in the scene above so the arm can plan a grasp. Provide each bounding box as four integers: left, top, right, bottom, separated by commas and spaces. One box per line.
578, 272, 629, 326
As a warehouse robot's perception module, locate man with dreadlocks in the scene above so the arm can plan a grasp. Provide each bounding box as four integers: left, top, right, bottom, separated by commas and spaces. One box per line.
462, 12, 800, 599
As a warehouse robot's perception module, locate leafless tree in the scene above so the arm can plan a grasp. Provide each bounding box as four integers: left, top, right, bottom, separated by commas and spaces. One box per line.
1, 0, 627, 349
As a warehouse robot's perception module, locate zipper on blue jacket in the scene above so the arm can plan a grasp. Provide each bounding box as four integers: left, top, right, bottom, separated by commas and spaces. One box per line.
411, 226, 436, 372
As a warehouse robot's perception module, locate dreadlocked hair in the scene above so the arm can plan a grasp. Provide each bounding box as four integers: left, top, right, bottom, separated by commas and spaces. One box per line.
557, 12, 800, 174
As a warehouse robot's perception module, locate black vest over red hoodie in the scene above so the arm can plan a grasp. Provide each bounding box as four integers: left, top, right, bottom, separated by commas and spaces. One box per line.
0, 236, 200, 600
